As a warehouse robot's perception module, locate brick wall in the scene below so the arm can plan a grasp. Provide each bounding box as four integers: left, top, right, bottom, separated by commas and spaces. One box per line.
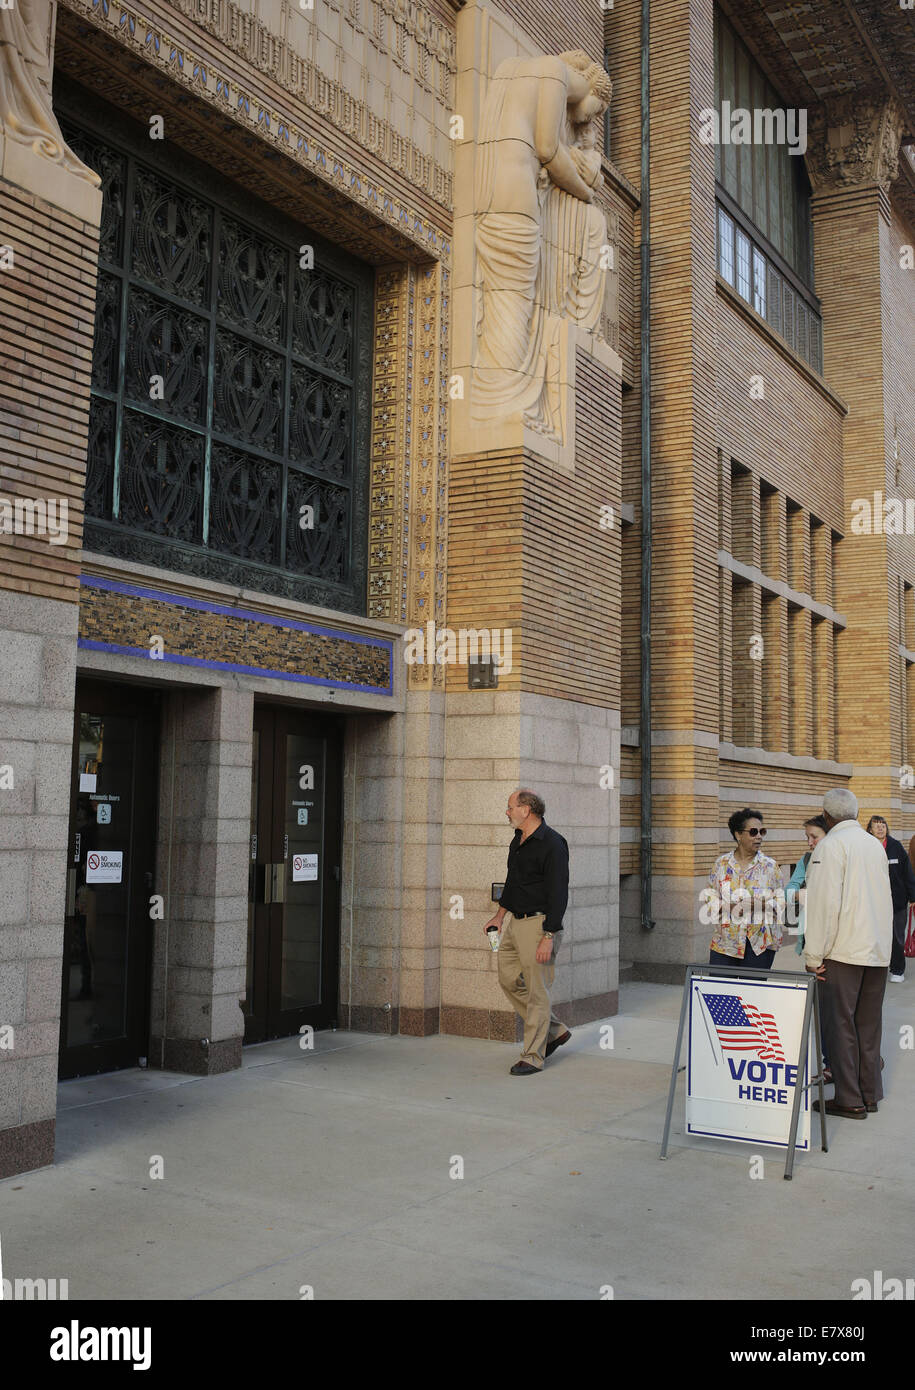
882, 201, 915, 840
0, 163, 100, 1176
447, 352, 622, 710
813, 185, 891, 828
0, 184, 97, 602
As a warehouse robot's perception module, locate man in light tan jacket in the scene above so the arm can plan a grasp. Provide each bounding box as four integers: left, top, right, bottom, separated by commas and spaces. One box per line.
804, 787, 893, 1118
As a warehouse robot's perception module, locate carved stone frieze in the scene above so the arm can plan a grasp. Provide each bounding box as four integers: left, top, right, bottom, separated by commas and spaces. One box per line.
58, 0, 453, 215
806, 91, 905, 193
56, 0, 453, 254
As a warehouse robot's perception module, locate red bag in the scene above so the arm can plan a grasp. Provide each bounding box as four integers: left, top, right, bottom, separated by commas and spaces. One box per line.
905, 904, 915, 959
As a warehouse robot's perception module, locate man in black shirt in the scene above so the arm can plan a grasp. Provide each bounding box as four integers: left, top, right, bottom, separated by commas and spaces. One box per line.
484, 789, 571, 1074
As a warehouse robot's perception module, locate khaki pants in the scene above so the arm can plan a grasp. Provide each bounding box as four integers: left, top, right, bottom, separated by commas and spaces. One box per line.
497, 913, 566, 1069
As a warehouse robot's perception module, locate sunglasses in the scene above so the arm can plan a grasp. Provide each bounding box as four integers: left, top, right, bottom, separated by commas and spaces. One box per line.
746, 827, 767, 836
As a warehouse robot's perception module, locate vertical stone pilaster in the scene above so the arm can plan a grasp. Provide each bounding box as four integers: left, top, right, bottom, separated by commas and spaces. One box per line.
718, 570, 732, 741
340, 708, 406, 1034
730, 467, 758, 569
363, 257, 449, 1036
810, 520, 831, 606
0, 593, 77, 1178
150, 687, 251, 1074
787, 503, 810, 596
731, 580, 761, 747
398, 690, 445, 1037
788, 607, 814, 758
761, 593, 785, 752
0, 0, 102, 1176
811, 170, 894, 817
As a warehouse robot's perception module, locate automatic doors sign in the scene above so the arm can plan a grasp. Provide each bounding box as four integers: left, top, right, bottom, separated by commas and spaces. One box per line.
85, 850, 123, 884
687, 976, 812, 1150
292, 853, 318, 882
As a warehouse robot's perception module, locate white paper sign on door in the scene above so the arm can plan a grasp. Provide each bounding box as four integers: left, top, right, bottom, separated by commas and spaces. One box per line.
85, 850, 123, 884
292, 853, 318, 882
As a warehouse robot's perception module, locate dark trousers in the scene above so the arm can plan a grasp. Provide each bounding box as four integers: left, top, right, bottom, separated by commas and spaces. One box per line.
890, 907, 908, 977
709, 939, 775, 971
824, 960, 887, 1110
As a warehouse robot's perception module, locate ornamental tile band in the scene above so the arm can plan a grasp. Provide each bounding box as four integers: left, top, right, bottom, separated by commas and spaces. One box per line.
78, 577, 394, 693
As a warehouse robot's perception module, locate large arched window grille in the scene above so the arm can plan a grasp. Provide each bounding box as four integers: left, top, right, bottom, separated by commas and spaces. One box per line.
61, 94, 372, 614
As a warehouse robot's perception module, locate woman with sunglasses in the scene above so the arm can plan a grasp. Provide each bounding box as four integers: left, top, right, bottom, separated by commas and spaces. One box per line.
707, 808, 783, 968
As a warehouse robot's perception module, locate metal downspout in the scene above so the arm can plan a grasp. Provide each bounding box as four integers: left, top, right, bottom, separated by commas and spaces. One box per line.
639, 0, 654, 932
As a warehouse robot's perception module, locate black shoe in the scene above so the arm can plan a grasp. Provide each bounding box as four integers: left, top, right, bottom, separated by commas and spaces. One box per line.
864, 1102, 878, 1113
510, 1061, 540, 1076
545, 1029, 571, 1058
813, 1099, 867, 1118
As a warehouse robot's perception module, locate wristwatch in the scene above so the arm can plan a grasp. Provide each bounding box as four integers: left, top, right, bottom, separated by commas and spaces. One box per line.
542, 931, 554, 940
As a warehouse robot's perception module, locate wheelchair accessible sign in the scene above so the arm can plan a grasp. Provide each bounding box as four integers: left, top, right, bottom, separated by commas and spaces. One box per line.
687, 975, 813, 1151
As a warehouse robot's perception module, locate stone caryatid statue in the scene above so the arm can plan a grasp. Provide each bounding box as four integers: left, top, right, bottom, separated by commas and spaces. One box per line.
472, 50, 612, 441
0, 0, 100, 182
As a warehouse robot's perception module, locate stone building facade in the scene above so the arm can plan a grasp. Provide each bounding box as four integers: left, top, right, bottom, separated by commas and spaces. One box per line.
2, 0, 913, 1179
1, 0, 623, 1176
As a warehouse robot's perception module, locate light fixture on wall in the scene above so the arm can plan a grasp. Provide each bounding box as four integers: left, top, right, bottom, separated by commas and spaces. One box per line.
468, 658, 498, 689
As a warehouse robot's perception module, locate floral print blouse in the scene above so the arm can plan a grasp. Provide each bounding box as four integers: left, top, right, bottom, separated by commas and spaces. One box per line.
706, 849, 783, 957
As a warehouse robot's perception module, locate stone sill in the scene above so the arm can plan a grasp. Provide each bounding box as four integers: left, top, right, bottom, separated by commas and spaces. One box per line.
621, 727, 853, 779
719, 742, 852, 777
718, 550, 847, 627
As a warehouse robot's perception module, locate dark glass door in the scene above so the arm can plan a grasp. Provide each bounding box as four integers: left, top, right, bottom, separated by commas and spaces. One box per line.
244, 707, 342, 1042
59, 681, 159, 1079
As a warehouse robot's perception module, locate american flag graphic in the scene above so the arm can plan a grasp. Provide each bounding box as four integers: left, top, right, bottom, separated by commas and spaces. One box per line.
701, 992, 785, 1062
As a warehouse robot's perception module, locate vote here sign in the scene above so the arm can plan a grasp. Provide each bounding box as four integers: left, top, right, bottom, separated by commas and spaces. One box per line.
687, 975, 814, 1151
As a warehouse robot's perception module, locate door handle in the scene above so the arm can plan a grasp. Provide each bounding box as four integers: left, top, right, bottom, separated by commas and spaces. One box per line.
66, 867, 77, 916
272, 862, 286, 904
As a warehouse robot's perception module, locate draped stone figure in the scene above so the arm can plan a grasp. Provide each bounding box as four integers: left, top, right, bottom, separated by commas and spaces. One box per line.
0, 0, 99, 182
472, 50, 611, 441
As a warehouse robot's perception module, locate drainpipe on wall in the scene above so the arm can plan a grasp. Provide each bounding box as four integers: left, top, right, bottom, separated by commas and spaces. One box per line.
639, 0, 655, 932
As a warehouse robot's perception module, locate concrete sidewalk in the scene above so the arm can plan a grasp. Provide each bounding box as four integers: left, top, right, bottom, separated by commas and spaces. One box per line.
2, 959, 913, 1300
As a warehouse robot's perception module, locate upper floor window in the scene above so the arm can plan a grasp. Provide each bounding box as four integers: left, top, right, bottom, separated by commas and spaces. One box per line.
717, 203, 822, 372
713, 10, 823, 374
714, 9, 813, 285
60, 93, 373, 615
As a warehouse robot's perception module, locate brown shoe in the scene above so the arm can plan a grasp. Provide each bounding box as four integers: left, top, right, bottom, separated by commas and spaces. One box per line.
813, 1099, 867, 1119
510, 1061, 540, 1076
864, 1102, 878, 1113
545, 1028, 572, 1058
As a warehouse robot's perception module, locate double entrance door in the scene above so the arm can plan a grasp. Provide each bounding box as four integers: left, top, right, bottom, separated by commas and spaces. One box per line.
244, 706, 343, 1042
59, 683, 343, 1078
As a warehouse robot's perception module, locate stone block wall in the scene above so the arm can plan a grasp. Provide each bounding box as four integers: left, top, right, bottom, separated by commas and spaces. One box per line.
150, 688, 252, 1074
440, 690, 619, 1034
0, 104, 102, 1172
